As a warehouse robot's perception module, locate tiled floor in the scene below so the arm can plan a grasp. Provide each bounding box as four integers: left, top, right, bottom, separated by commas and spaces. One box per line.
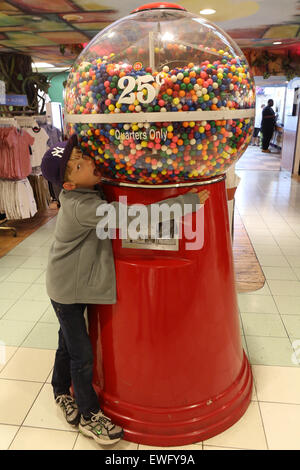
235, 144, 281, 171
1, 149, 300, 450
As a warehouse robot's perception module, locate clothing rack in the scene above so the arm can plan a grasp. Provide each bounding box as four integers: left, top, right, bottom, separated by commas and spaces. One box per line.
34, 115, 48, 123
0, 117, 20, 129
0, 118, 19, 235
0, 114, 59, 236
0, 217, 17, 236
15, 115, 38, 128
0, 116, 38, 236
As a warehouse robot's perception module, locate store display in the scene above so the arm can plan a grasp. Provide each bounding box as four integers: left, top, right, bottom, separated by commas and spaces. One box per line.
65, 6, 255, 183
0, 116, 58, 225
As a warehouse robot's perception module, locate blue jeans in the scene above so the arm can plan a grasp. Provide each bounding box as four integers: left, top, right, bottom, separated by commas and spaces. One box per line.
51, 300, 100, 417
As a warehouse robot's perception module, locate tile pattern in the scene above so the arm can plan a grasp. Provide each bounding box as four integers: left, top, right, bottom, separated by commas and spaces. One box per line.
1, 160, 300, 449
235, 145, 281, 171
0, 203, 58, 258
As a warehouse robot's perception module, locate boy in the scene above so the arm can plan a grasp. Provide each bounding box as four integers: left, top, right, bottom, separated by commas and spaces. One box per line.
41, 134, 209, 445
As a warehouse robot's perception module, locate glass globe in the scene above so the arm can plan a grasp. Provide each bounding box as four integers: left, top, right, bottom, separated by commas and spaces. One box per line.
65, 3, 255, 184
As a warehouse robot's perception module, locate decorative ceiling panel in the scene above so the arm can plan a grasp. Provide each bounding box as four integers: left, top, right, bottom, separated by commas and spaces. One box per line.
0, 14, 73, 32
1, 32, 58, 47
0, 0, 298, 66
38, 31, 90, 44
57, 12, 117, 22
72, 22, 110, 30
6, 0, 77, 13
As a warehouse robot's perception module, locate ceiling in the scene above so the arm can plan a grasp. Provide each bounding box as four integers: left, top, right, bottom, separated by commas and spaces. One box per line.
0, 0, 299, 67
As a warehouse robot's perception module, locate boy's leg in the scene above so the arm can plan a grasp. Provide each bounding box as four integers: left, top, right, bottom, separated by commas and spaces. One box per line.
51, 300, 100, 418
51, 327, 72, 397
51, 299, 123, 444
51, 306, 80, 426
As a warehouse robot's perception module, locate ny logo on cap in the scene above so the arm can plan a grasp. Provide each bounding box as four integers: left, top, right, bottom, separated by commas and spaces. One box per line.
52, 147, 64, 158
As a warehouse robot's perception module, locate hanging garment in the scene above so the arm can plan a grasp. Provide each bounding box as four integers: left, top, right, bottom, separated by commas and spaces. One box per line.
25, 127, 49, 167
0, 179, 37, 219
36, 122, 62, 147
28, 174, 51, 211
0, 127, 34, 179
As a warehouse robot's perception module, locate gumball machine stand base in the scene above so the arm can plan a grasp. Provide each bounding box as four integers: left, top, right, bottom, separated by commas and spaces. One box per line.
88, 175, 252, 446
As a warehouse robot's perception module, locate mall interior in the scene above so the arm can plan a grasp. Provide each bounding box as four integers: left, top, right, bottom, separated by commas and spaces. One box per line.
0, 0, 300, 451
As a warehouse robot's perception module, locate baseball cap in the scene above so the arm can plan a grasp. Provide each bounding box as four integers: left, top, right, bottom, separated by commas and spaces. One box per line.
41, 134, 78, 187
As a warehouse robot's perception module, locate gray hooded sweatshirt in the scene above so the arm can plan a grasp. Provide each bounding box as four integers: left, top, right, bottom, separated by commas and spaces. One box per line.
46, 187, 201, 305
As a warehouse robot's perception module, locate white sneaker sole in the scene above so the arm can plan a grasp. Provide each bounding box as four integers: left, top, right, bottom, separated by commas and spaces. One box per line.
79, 424, 121, 445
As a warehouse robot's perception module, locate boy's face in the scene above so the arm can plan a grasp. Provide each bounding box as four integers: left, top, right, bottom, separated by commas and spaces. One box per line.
63, 148, 102, 190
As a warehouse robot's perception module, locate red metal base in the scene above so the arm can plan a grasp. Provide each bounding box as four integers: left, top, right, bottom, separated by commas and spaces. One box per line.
88, 177, 252, 446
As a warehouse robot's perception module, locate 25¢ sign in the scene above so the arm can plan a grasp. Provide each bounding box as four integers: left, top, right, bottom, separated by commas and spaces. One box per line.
117, 73, 165, 105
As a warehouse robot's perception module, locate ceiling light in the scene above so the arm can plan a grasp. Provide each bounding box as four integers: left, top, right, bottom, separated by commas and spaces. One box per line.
161, 32, 174, 41
62, 14, 84, 21
32, 62, 55, 68
273, 41, 282, 45
199, 9, 216, 15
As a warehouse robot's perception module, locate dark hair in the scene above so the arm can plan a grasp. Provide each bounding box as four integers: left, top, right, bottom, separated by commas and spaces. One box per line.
268, 99, 274, 106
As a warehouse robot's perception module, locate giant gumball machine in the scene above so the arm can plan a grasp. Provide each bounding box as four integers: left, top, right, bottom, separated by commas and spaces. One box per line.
65, 3, 255, 446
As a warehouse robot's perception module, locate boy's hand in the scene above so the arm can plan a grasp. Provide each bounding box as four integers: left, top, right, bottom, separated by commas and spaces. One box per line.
189, 188, 210, 204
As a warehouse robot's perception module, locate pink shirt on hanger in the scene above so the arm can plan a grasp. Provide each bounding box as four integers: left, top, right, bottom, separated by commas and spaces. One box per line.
4, 127, 34, 179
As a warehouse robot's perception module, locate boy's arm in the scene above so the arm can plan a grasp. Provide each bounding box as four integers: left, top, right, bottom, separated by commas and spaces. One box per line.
75, 196, 121, 229
74, 190, 209, 229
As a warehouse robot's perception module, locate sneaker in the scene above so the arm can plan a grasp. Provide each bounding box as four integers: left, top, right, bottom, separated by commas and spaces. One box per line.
79, 410, 123, 445
55, 394, 80, 426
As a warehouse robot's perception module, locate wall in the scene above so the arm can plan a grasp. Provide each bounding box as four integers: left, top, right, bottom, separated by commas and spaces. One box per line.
293, 109, 300, 175
44, 72, 68, 106
281, 84, 300, 174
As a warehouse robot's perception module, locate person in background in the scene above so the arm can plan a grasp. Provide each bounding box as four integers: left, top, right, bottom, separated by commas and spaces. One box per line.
252, 103, 264, 146
261, 99, 276, 153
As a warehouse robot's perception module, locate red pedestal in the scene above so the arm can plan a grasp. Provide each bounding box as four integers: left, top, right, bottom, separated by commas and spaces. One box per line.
88, 176, 252, 446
